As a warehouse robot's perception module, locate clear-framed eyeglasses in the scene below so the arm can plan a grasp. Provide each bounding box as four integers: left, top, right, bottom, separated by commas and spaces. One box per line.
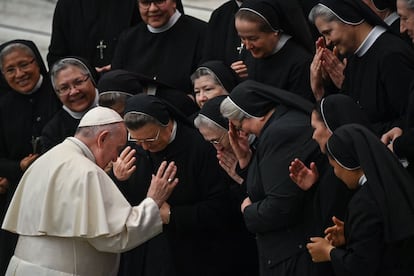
209, 133, 225, 145
3, 58, 36, 77
55, 75, 90, 96
138, 0, 167, 10
128, 128, 161, 144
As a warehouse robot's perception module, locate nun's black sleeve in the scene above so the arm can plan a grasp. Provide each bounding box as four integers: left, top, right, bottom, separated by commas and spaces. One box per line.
393, 128, 414, 163
343, 33, 414, 135
330, 185, 383, 276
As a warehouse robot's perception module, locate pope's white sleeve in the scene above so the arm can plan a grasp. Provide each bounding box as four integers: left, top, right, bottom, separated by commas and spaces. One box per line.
88, 197, 163, 253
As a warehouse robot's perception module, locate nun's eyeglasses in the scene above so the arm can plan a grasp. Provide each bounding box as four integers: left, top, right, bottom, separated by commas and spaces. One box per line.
209, 133, 225, 145
128, 128, 160, 144
233, 118, 245, 131
3, 58, 36, 77
138, 0, 167, 9
56, 75, 90, 96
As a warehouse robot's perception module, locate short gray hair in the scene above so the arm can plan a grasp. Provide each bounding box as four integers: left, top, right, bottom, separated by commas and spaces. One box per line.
194, 114, 226, 132
401, 0, 414, 9
0, 43, 35, 71
50, 57, 94, 91
123, 112, 167, 130
308, 4, 339, 24
220, 97, 251, 121
191, 67, 221, 86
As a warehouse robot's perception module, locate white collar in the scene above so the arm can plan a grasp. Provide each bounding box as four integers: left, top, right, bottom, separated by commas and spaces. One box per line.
358, 174, 367, 186
168, 120, 177, 144
147, 10, 181, 33
26, 75, 43, 95
384, 12, 399, 26
236, 0, 242, 7
355, 26, 386, 57
62, 89, 99, 119
271, 34, 291, 55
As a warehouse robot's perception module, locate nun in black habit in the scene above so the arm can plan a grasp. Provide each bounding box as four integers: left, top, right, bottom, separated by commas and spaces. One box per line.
0, 39, 60, 275
290, 94, 374, 276
111, 0, 205, 95
100, 68, 199, 118
292, 95, 372, 223
47, 0, 185, 71
309, 0, 414, 135
118, 94, 235, 276
47, 0, 139, 71
233, 0, 315, 101
194, 95, 260, 275
40, 57, 99, 153
220, 80, 323, 276
191, 59, 240, 109
97, 69, 143, 116
307, 124, 414, 275
96, 68, 153, 203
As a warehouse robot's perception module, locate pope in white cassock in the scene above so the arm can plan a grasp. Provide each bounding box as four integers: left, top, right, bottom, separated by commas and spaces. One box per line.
1, 106, 178, 275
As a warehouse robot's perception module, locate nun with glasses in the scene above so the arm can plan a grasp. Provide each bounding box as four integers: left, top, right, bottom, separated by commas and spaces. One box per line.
0, 39, 60, 274
194, 95, 260, 275
231, 0, 315, 102
118, 93, 235, 276
220, 79, 323, 275
307, 123, 414, 275
194, 95, 251, 184
47, 0, 185, 72
40, 57, 99, 153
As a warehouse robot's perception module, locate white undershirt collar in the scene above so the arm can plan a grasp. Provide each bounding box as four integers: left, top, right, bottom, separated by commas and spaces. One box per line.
26, 75, 43, 95
358, 174, 367, 186
147, 10, 181, 33
168, 120, 177, 144
62, 89, 99, 119
355, 25, 386, 57
271, 34, 291, 55
384, 12, 399, 26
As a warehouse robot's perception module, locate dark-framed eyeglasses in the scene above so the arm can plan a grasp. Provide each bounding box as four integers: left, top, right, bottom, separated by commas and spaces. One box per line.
138, 0, 167, 9
3, 58, 36, 77
128, 128, 161, 144
209, 133, 225, 145
56, 75, 90, 96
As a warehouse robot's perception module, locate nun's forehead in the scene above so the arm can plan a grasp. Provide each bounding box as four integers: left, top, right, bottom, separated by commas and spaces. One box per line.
0, 43, 36, 69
